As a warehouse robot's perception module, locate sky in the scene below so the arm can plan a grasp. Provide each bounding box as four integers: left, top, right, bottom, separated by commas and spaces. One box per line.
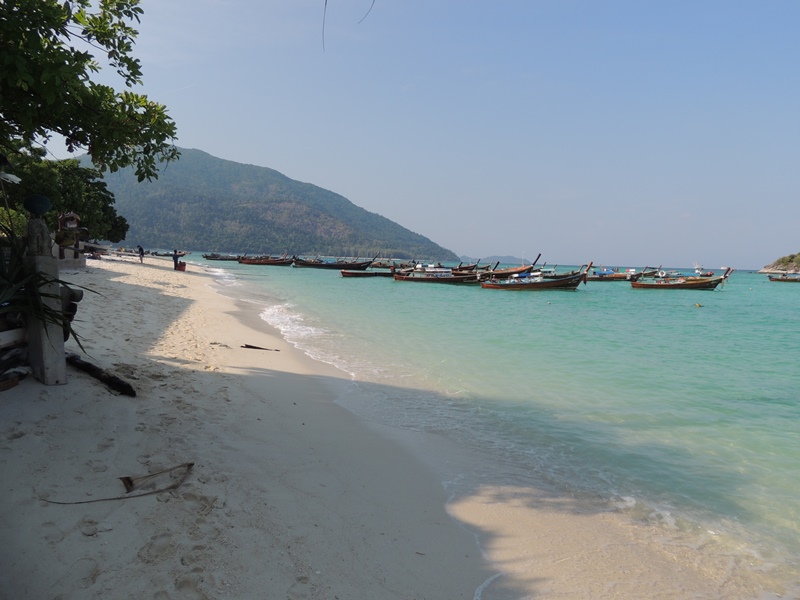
48, 0, 800, 269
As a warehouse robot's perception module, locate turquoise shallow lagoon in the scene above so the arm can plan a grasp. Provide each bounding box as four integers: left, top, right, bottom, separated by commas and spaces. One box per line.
200, 259, 799, 590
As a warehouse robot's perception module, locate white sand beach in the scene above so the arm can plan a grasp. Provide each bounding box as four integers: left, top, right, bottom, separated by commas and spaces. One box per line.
0, 256, 778, 599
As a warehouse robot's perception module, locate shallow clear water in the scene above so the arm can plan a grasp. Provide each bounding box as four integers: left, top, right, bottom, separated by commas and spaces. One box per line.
200, 259, 800, 581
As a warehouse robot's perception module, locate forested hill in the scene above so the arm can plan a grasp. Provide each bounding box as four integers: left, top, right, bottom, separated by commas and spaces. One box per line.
95, 148, 458, 260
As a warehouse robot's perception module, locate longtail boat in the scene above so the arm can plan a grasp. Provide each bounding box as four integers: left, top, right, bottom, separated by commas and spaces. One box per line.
480, 263, 592, 291
639, 266, 661, 278
768, 274, 800, 282
479, 253, 542, 281
203, 253, 241, 261
392, 265, 480, 284
341, 269, 394, 278
370, 259, 413, 270
631, 268, 734, 290
238, 254, 293, 265
451, 260, 494, 275
586, 266, 643, 282
293, 255, 376, 270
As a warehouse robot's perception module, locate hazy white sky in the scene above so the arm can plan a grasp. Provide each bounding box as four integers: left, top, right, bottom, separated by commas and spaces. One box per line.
51, 1, 799, 269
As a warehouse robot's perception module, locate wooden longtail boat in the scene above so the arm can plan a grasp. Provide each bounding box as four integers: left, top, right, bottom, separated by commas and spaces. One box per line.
586, 266, 643, 282
630, 268, 734, 290
203, 253, 241, 261
693, 262, 715, 277
392, 265, 480, 284
768, 274, 800, 282
480, 263, 592, 291
478, 264, 535, 280
639, 266, 661, 278
238, 255, 294, 265
478, 253, 542, 281
293, 255, 376, 270
452, 261, 494, 275
341, 269, 394, 278
370, 259, 414, 270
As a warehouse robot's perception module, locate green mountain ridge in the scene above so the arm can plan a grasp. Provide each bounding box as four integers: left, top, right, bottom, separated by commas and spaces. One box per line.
93, 149, 458, 260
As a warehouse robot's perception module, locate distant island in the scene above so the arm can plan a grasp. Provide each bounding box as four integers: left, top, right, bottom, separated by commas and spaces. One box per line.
760, 252, 800, 273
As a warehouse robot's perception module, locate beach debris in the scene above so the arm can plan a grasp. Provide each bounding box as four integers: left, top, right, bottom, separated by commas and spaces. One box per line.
66, 353, 136, 396
241, 344, 279, 352
42, 462, 195, 505
0, 365, 30, 392
120, 462, 195, 493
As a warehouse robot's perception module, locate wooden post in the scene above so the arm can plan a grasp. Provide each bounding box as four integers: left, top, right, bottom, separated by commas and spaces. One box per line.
25, 218, 67, 385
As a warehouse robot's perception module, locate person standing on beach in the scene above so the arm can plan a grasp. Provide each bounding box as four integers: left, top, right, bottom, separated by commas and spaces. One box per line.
137, 245, 144, 263
172, 249, 179, 270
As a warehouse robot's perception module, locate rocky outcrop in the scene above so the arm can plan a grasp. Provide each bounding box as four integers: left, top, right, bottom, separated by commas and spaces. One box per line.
759, 253, 800, 273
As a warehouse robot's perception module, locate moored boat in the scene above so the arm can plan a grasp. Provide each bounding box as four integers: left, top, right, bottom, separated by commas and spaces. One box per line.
203, 253, 241, 261
631, 268, 734, 290
639, 266, 661, 278
478, 253, 542, 281
451, 261, 494, 275
293, 255, 376, 270
768, 274, 800, 282
341, 269, 394, 278
478, 264, 535, 280
586, 266, 643, 282
393, 264, 480, 284
370, 259, 414, 270
693, 262, 715, 277
238, 254, 293, 266
480, 263, 592, 291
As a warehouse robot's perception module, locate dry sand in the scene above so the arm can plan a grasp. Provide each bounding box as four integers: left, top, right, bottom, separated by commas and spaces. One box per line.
0, 256, 782, 599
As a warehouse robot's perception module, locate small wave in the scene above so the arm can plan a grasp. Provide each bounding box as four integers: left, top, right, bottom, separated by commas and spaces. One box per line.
259, 303, 326, 341
258, 304, 357, 378
205, 266, 241, 286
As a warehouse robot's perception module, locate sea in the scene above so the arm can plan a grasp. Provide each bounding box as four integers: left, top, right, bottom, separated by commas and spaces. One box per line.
196, 258, 799, 593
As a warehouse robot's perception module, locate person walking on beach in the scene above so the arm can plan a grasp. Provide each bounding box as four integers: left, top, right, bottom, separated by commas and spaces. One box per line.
172, 249, 179, 270
137, 245, 144, 263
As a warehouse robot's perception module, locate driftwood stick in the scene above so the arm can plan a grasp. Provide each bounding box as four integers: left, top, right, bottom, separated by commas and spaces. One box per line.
42, 462, 194, 505
66, 353, 136, 397
119, 462, 195, 493
241, 344, 279, 351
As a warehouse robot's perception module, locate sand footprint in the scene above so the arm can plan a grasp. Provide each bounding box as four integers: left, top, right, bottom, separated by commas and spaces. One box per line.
79, 517, 100, 537
6, 428, 26, 441
182, 491, 217, 511
187, 516, 222, 542
41, 521, 65, 543
180, 544, 208, 566
137, 532, 176, 564
85, 459, 108, 473
175, 568, 210, 600
90, 437, 115, 453
49, 557, 100, 593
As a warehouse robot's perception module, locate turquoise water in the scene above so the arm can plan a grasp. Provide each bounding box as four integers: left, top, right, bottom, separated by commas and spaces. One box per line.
199, 259, 799, 586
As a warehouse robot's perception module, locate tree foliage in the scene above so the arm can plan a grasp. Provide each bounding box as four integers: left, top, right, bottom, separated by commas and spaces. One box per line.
1, 141, 128, 243
0, 0, 178, 181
